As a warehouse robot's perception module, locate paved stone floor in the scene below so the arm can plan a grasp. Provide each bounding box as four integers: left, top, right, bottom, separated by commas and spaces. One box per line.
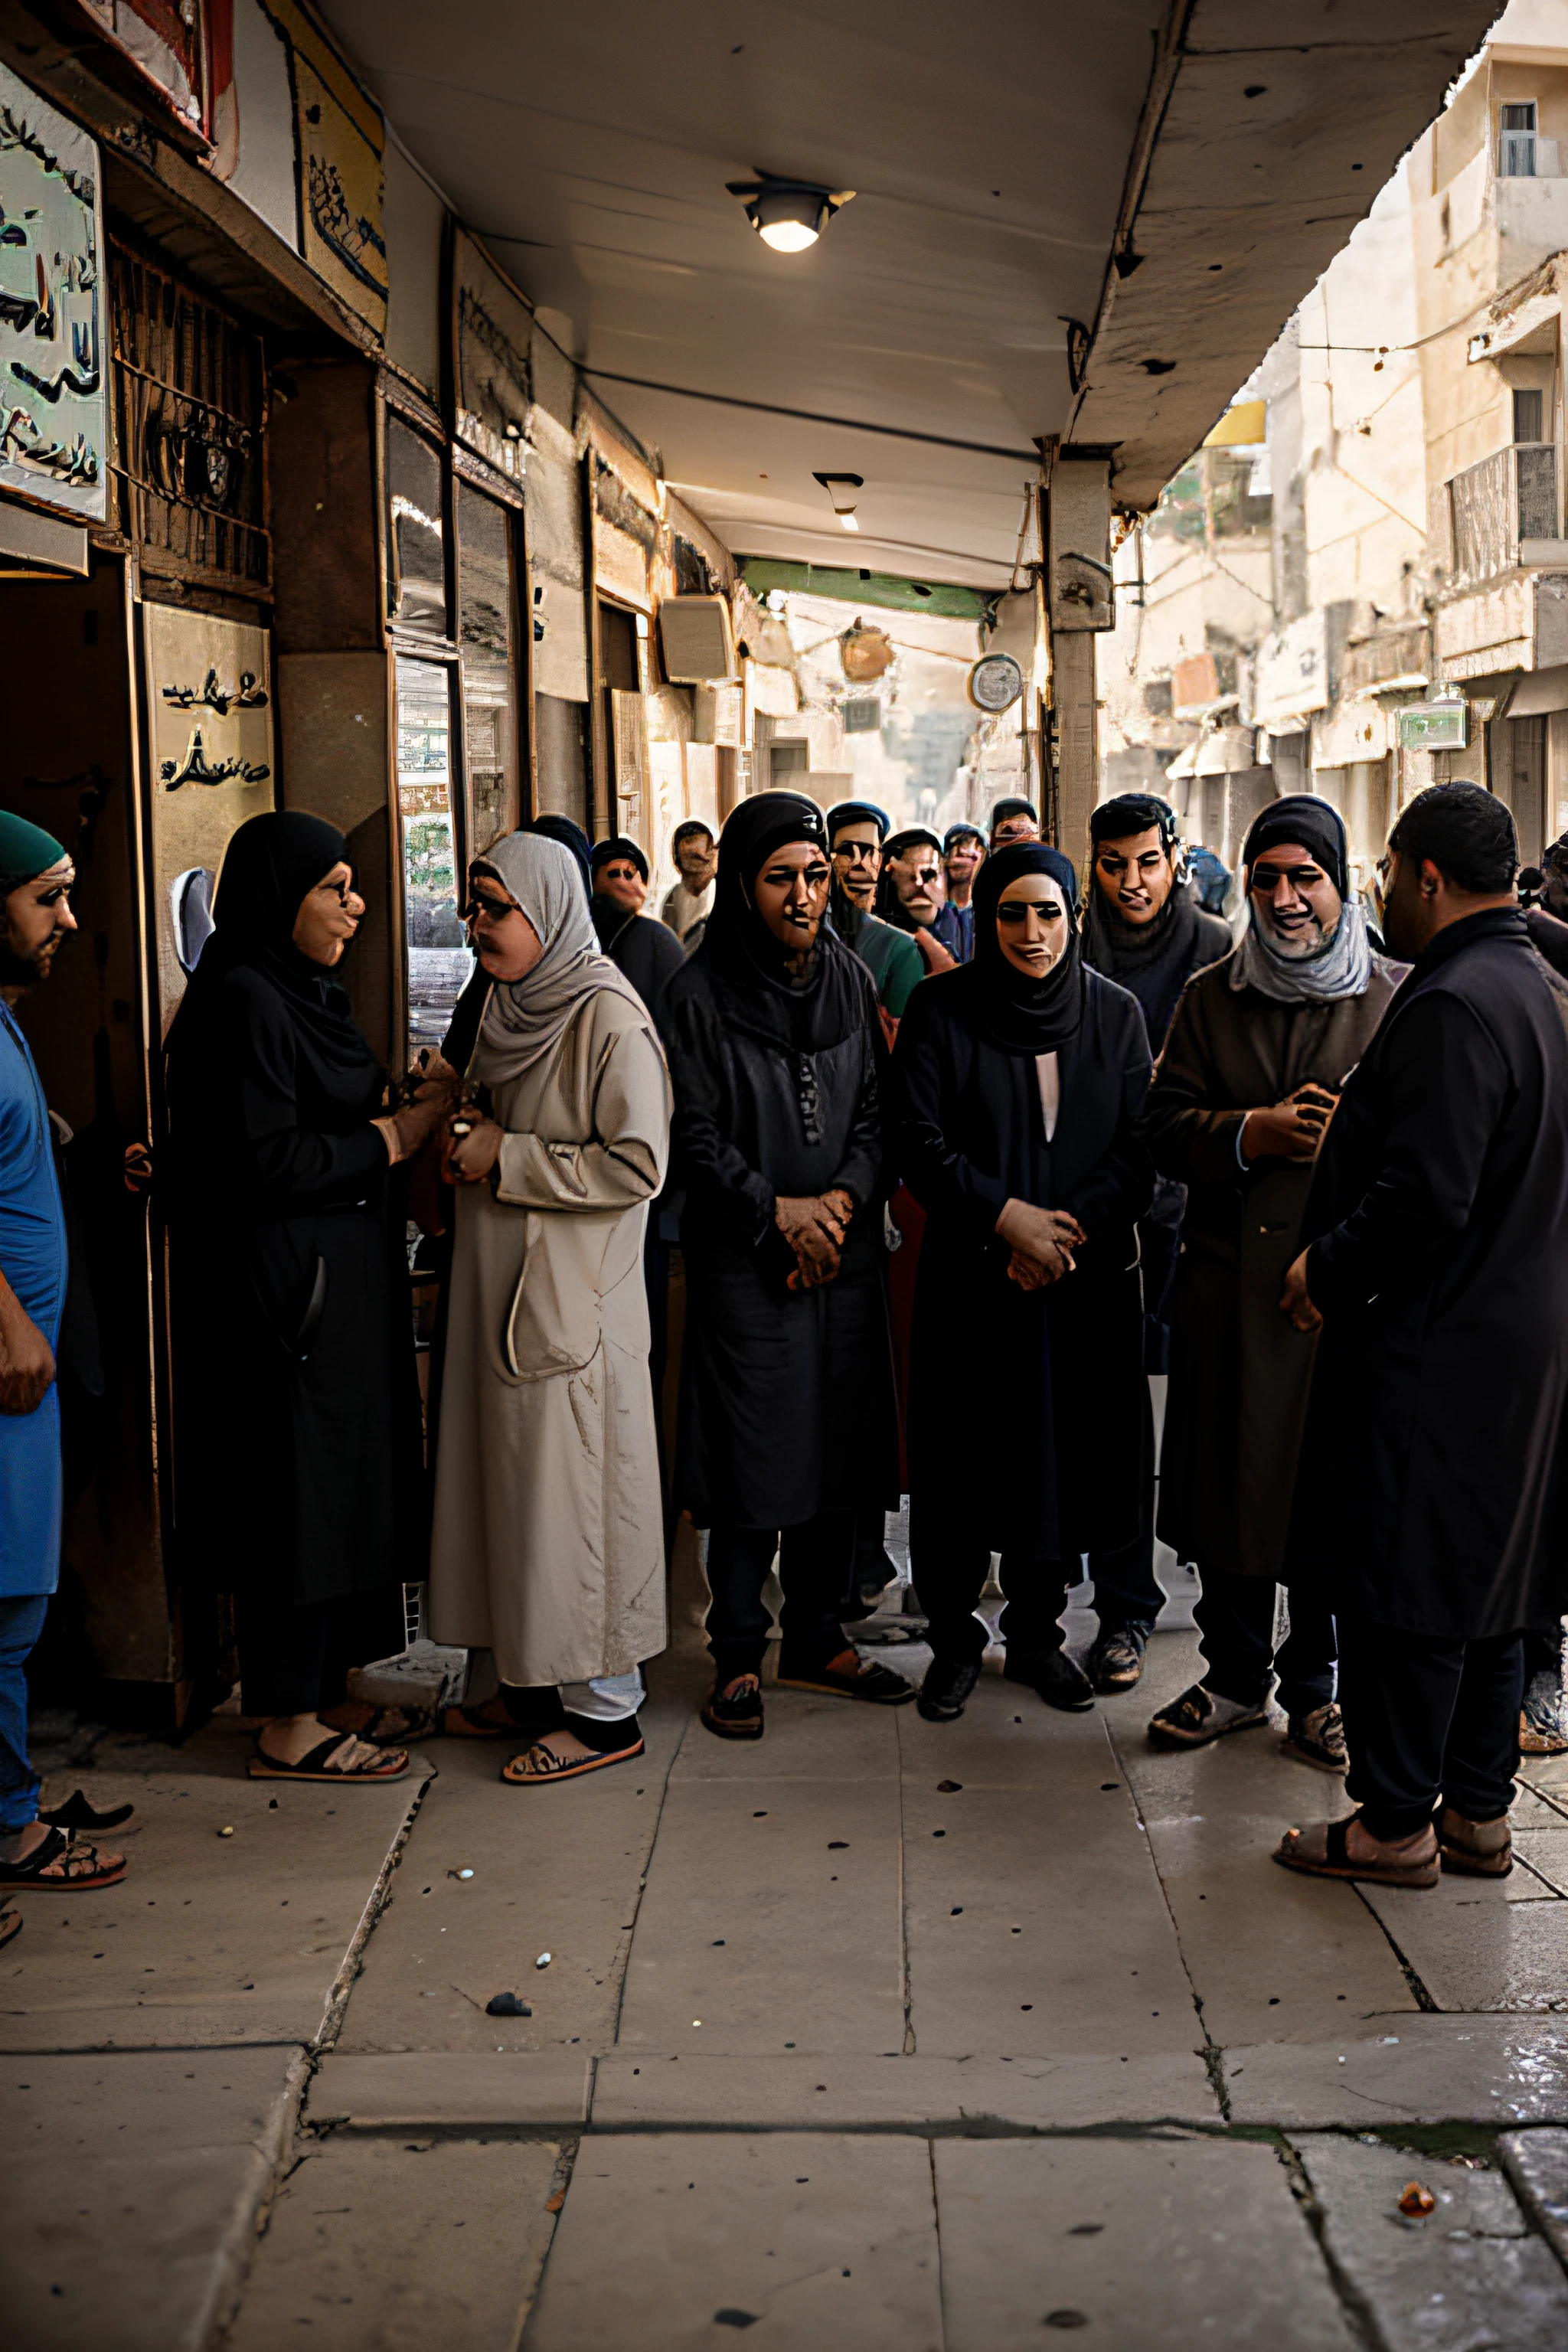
8, 1545, 1568, 2350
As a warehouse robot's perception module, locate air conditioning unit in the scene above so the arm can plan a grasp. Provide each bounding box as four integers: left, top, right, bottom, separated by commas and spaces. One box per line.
658, 593, 737, 681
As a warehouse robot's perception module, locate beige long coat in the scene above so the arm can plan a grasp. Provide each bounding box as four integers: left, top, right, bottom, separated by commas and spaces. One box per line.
428, 985, 671, 1686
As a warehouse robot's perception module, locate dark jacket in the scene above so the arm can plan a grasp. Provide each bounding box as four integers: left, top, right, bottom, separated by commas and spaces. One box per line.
592, 900, 686, 1011
1140, 948, 1403, 1580
658, 947, 897, 1528
1292, 907, 1568, 1635
893, 964, 1153, 1557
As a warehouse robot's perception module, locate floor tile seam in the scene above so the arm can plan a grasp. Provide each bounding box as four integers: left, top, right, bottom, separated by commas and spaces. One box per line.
310, 1769, 437, 2060
894, 1704, 913, 2056
1272, 2129, 1388, 2352
1099, 1709, 1226, 2110
195, 2047, 312, 2352
0, 2037, 312, 2057
1499, 2136, 1568, 2285
608, 1704, 694, 2047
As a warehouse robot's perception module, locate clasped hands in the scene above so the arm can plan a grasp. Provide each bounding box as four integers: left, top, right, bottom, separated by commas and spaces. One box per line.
374, 1053, 460, 1167
995, 1198, 1085, 1292
1240, 1083, 1338, 1165
776, 1189, 855, 1289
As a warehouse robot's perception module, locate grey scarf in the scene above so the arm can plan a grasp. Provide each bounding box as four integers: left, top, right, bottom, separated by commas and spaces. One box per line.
1230, 896, 1373, 1003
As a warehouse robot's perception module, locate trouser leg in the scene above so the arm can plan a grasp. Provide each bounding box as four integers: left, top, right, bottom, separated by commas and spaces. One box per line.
318, 1586, 409, 1713
0, 1593, 50, 1834
1139, 1217, 1181, 1376
705, 1525, 782, 1683
1193, 1566, 1279, 1707
1089, 1379, 1163, 1633
909, 1488, 991, 1664
777, 1511, 857, 1671
1441, 1633, 1524, 1824
996, 1557, 1072, 1665
237, 1589, 335, 1719
1339, 1614, 1465, 1841
1272, 1586, 1338, 1717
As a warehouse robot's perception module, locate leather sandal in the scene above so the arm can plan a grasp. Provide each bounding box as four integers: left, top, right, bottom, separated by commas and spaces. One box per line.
776, 1651, 915, 1704
0, 1824, 126, 1891
247, 1733, 410, 1782
1273, 1814, 1439, 1888
1436, 1804, 1513, 1877
501, 1726, 644, 1784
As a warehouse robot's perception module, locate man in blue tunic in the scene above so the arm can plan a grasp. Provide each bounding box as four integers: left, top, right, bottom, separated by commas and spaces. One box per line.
0, 813, 126, 1932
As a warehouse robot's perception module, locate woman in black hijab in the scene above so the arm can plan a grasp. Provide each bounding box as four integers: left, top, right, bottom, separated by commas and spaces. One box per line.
164, 812, 450, 1779
658, 792, 908, 1740
892, 842, 1155, 1720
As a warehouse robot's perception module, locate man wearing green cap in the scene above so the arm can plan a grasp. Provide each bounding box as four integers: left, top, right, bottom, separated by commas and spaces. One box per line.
0, 813, 125, 1924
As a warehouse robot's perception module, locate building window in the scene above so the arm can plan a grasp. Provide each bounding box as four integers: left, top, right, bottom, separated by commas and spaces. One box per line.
1501, 100, 1539, 177
395, 655, 466, 1058
1514, 388, 1545, 446
386, 414, 449, 638
456, 482, 521, 854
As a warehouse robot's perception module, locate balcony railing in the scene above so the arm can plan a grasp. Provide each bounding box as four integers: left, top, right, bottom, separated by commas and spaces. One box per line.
1446, 442, 1561, 583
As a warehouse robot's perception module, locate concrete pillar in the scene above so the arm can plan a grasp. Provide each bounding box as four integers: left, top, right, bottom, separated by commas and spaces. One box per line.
1052, 630, 1099, 880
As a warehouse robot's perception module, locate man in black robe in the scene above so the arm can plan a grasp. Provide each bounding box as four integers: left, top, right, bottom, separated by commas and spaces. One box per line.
1276, 783, 1568, 1890
589, 837, 684, 1012
1078, 793, 1232, 1693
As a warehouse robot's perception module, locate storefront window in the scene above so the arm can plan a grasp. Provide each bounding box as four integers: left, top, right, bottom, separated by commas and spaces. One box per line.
395, 655, 469, 1057
387, 415, 448, 637
458, 482, 520, 853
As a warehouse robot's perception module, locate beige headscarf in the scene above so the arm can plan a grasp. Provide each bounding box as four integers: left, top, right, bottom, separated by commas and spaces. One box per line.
467, 831, 655, 1086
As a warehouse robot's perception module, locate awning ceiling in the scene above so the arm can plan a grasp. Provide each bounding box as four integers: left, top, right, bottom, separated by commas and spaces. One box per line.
320, 1, 1496, 586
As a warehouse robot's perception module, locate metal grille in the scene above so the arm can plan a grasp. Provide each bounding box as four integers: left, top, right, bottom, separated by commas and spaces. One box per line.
107, 241, 270, 594
1517, 443, 1559, 541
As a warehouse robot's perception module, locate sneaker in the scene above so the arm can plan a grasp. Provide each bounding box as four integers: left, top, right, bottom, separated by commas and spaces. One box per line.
702, 1675, 764, 1741
1282, 1701, 1348, 1773
1147, 1682, 1269, 1749
1087, 1625, 1148, 1694
917, 1656, 982, 1723
776, 1649, 916, 1704
1004, 1648, 1094, 1713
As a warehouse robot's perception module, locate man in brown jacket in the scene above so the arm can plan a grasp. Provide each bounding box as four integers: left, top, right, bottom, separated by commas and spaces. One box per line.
1137, 797, 1403, 1769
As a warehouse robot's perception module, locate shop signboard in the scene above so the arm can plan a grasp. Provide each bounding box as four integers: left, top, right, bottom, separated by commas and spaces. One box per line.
73, 0, 209, 138
451, 227, 532, 486
0, 66, 107, 522
258, 0, 387, 338
1396, 696, 1468, 751
1254, 609, 1330, 729
144, 604, 275, 1031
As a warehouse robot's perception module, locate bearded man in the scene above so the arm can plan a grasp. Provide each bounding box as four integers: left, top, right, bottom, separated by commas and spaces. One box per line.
1138, 797, 1403, 1769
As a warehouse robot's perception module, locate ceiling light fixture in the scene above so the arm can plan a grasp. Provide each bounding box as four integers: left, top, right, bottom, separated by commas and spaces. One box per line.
727, 175, 856, 253
814, 471, 864, 531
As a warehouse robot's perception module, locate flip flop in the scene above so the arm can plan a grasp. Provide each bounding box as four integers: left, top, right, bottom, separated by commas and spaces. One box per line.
247, 1734, 410, 1782
322, 1704, 436, 1746
0, 1824, 126, 1892
1273, 1815, 1439, 1888
501, 1731, 645, 1785
38, 1790, 136, 1832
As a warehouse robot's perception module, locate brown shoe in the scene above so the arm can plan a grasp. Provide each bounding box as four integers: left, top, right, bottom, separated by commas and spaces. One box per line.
1436, 1803, 1512, 1877
776, 1648, 914, 1704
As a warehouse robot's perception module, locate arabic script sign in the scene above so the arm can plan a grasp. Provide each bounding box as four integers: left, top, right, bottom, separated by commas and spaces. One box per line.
0, 64, 106, 522
145, 604, 275, 1028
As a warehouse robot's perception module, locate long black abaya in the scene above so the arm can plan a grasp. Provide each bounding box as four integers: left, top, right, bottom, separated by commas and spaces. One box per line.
658, 793, 898, 1527
164, 814, 422, 1632
893, 848, 1155, 1557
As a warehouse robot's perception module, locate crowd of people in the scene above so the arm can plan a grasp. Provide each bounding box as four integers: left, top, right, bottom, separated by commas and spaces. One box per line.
3, 768, 1567, 1937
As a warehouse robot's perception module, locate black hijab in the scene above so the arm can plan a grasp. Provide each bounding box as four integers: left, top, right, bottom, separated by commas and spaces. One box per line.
523, 812, 593, 901
167, 810, 381, 1095
971, 841, 1084, 1055
699, 791, 867, 1051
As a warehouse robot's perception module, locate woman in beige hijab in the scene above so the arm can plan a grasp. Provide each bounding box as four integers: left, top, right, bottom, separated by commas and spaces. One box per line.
429, 831, 671, 1782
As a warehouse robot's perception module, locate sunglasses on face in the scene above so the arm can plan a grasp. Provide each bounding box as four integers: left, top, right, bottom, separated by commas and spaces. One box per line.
1249, 864, 1326, 895
466, 890, 519, 922
833, 842, 880, 865
996, 900, 1065, 924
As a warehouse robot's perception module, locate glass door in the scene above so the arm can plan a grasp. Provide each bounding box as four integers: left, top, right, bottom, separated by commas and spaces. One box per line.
395, 654, 470, 1060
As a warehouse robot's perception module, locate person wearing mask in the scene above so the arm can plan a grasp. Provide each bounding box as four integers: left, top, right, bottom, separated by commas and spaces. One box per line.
1138, 798, 1402, 1770
0, 816, 125, 1925
989, 798, 1041, 849
164, 813, 449, 1783
430, 834, 672, 1783
1276, 785, 1568, 1888
441, 812, 595, 1077
659, 794, 909, 1740
893, 844, 1155, 1720
825, 800, 923, 1027
1076, 792, 1233, 1690
590, 836, 685, 1011
942, 824, 985, 962
659, 819, 718, 946
878, 827, 962, 973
